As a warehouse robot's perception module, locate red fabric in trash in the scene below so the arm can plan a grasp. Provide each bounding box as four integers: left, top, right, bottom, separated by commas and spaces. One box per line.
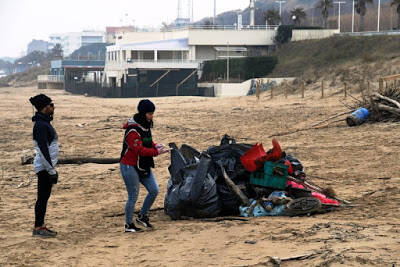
284, 160, 293, 174
240, 143, 266, 172
286, 180, 340, 206
286, 180, 305, 188
311, 192, 340, 205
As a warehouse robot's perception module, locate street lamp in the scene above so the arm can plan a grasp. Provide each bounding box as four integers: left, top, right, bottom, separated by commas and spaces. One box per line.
275, 0, 286, 24
377, 0, 381, 32
352, 0, 355, 32
334, 1, 346, 32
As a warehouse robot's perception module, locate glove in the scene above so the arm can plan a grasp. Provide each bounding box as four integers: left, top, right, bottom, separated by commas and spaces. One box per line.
157, 146, 170, 155
155, 143, 165, 149
49, 171, 58, 184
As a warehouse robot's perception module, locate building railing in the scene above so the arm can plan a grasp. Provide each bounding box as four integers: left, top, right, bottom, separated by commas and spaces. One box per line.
126, 59, 203, 63
37, 75, 64, 82
107, 59, 203, 66
164, 25, 278, 32
105, 59, 203, 70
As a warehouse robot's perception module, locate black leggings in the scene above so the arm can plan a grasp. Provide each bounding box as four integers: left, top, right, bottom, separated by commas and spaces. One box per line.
34, 171, 53, 228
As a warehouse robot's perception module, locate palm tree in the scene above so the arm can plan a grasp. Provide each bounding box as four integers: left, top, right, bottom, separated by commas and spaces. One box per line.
316, 0, 333, 28
355, 0, 374, 32
391, 0, 400, 29
264, 9, 281, 26
291, 7, 307, 26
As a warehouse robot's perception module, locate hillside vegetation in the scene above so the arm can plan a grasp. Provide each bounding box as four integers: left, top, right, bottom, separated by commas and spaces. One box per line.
269, 35, 400, 83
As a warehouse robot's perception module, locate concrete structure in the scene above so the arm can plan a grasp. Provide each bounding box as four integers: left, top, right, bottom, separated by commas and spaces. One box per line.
199, 77, 296, 97
49, 31, 106, 56
27, 40, 50, 54
37, 75, 64, 89
291, 29, 340, 41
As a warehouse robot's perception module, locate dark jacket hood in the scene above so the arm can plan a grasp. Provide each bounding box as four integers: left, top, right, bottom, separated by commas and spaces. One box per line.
32, 112, 53, 123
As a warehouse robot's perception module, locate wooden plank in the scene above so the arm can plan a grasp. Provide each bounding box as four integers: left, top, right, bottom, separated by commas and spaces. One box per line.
381, 73, 400, 81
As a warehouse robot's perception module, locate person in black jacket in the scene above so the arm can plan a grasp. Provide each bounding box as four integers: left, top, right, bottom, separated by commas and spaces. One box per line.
29, 94, 59, 238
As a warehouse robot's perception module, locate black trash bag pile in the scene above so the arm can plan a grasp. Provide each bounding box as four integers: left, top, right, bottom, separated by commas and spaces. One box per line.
164, 144, 221, 219
164, 135, 311, 220
165, 135, 253, 219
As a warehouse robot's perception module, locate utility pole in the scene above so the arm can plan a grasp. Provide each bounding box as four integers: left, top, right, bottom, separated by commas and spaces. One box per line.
334, 1, 346, 32
227, 42, 229, 82
377, 0, 381, 32
213, 0, 216, 25
352, 0, 355, 32
275, 0, 286, 24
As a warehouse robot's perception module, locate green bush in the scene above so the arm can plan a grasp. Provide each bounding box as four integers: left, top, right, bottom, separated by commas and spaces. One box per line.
201, 56, 277, 81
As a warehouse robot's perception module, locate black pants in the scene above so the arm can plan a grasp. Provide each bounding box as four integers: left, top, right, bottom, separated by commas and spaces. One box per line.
34, 171, 53, 228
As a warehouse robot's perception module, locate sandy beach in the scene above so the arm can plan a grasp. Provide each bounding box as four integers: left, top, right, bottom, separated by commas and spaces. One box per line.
1, 86, 399, 266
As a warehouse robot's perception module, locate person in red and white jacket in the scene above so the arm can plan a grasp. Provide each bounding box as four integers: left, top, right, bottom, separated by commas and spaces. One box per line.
119, 99, 169, 232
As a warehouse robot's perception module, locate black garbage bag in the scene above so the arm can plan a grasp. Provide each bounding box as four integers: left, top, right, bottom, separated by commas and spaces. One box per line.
206, 135, 255, 214
217, 183, 241, 215
206, 142, 252, 183
164, 179, 182, 220
164, 149, 221, 219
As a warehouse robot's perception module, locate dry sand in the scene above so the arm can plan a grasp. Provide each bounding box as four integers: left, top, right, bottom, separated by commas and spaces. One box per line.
0, 86, 399, 266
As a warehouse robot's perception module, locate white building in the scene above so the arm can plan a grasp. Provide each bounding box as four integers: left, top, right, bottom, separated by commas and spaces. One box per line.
104, 25, 280, 84
49, 31, 105, 56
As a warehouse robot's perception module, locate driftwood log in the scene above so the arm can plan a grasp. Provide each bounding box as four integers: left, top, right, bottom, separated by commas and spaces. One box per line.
21, 156, 120, 165
373, 93, 400, 109
376, 103, 400, 116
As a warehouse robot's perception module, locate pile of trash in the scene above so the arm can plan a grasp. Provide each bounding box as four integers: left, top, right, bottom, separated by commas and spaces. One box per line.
347, 86, 400, 126
164, 135, 341, 220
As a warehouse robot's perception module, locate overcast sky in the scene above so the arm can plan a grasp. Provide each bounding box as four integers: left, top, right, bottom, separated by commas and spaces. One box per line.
0, 0, 249, 58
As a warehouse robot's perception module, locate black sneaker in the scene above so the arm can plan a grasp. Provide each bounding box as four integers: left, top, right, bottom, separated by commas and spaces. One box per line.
125, 223, 142, 233
136, 214, 153, 228
32, 226, 57, 238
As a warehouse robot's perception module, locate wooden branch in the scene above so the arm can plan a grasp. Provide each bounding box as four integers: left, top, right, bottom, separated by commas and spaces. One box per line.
281, 252, 320, 262
311, 111, 352, 127
197, 217, 249, 222
21, 156, 120, 165
287, 176, 351, 205
268, 117, 345, 138
58, 157, 120, 164
373, 93, 400, 109
377, 103, 400, 116
221, 166, 250, 206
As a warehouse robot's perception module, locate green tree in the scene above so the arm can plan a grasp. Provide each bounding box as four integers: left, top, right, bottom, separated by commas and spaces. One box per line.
290, 7, 307, 26
355, 0, 374, 32
264, 9, 281, 26
391, 0, 400, 29
50, 44, 63, 59
316, 0, 333, 28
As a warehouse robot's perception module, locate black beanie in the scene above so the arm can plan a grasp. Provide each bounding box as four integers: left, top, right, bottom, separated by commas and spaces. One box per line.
29, 94, 52, 111
137, 99, 155, 114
